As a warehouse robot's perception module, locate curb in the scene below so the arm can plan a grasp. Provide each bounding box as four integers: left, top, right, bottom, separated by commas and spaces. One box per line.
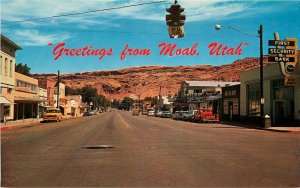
0, 126, 9, 131
1, 116, 84, 132
264, 128, 300, 133
1, 121, 41, 131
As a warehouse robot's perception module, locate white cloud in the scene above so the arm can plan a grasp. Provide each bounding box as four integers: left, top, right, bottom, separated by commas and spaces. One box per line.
1, 0, 254, 24
13, 29, 71, 46
0, 0, 264, 46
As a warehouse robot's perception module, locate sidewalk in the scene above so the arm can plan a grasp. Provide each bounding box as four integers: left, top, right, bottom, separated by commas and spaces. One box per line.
1, 118, 43, 131
265, 127, 300, 133
0, 116, 84, 131
221, 121, 300, 133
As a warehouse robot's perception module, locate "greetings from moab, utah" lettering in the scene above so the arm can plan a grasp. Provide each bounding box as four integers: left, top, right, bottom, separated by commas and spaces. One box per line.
50, 42, 249, 61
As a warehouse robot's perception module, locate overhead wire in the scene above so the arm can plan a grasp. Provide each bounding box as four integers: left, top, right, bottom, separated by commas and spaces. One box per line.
2, 0, 167, 25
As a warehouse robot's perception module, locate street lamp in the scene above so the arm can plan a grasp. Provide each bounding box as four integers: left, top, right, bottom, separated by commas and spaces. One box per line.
215, 24, 264, 126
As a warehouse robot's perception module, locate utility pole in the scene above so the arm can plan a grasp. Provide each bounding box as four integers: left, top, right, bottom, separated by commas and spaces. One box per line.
56, 70, 60, 108
259, 24, 264, 124
159, 86, 162, 109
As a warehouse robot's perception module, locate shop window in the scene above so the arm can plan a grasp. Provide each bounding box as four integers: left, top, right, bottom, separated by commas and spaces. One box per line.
273, 79, 294, 100
247, 83, 260, 116
4, 106, 10, 116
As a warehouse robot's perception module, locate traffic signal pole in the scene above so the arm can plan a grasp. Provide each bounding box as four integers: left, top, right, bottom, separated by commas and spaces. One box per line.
57, 70, 60, 108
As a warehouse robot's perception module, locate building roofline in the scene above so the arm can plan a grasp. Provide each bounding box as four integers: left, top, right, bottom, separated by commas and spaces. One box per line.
1, 34, 22, 50
183, 80, 241, 87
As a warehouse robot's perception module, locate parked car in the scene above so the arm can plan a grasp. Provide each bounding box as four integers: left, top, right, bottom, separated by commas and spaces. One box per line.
147, 110, 155, 116
132, 109, 140, 116
83, 111, 93, 116
89, 110, 97, 115
194, 108, 219, 123
172, 111, 180, 119
161, 111, 171, 118
43, 108, 63, 122
155, 110, 163, 117
178, 111, 189, 120
183, 110, 198, 121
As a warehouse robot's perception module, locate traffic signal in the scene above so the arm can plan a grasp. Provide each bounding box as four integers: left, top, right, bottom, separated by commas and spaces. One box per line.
166, 2, 185, 27
166, 1, 186, 38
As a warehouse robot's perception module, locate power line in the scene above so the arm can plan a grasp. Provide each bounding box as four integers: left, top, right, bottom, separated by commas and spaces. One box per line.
2, 0, 166, 25
1, 25, 201, 36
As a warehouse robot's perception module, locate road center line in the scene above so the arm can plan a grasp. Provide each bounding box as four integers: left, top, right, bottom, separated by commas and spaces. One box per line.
117, 112, 132, 130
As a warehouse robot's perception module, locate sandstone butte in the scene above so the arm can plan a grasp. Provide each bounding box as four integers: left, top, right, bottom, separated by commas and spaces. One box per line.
36, 56, 272, 100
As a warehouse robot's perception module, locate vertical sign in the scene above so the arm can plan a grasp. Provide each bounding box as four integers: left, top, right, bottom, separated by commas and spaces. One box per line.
284, 38, 298, 85
268, 38, 298, 86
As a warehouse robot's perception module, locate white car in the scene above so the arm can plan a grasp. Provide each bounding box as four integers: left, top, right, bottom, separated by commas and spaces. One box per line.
147, 110, 155, 116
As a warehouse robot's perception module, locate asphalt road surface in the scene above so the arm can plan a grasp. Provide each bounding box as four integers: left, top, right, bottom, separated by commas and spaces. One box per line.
1, 110, 300, 187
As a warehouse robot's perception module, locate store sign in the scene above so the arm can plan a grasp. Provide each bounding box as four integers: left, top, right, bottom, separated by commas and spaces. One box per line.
268, 38, 298, 86
268, 56, 295, 63
268, 48, 295, 55
224, 90, 237, 97
187, 96, 206, 103
268, 40, 295, 46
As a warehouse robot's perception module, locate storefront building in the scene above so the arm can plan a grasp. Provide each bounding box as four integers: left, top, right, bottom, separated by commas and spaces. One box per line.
222, 84, 240, 121
38, 88, 47, 118
65, 95, 84, 117
177, 81, 240, 114
54, 82, 66, 113
240, 62, 300, 126
0, 34, 22, 122
33, 76, 55, 106
14, 73, 45, 120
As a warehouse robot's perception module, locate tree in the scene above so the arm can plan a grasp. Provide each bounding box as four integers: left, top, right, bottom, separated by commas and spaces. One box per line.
65, 85, 110, 110
79, 85, 98, 103
143, 96, 157, 106
65, 86, 79, 95
161, 104, 170, 111
15, 63, 31, 76
112, 99, 121, 108
121, 97, 134, 110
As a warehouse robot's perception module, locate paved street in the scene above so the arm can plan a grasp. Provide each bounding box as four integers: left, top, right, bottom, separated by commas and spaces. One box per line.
1, 110, 300, 187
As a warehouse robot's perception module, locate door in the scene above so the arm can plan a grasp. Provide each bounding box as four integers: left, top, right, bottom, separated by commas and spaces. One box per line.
228, 101, 233, 120
274, 101, 285, 126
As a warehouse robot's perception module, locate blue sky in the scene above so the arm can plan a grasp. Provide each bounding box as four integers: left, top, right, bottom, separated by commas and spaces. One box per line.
1, 0, 300, 74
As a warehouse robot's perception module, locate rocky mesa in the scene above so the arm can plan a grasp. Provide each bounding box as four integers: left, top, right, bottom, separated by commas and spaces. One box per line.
41, 56, 271, 100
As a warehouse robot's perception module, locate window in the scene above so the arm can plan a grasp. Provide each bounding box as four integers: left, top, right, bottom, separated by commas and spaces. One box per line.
0, 55, 2, 75
5, 58, 8, 76
4, 106, 10, 116
247, 83, 260, 116
7, 88, 12, 94
10, 60, 13, 77
194, 89, 202, 93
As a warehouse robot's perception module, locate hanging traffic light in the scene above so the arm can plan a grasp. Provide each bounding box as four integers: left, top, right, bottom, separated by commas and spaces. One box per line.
166, 0, 185, 38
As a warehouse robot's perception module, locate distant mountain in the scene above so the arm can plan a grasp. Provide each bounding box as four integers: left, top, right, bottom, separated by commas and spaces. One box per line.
38, 56, 271, 100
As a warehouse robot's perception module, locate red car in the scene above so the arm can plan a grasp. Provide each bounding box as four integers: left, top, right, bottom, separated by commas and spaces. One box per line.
194, 108, 219, 123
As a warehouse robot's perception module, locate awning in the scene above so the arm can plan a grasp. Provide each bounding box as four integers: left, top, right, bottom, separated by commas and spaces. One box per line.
14, 97, 47, 103
0, 96, 12, 105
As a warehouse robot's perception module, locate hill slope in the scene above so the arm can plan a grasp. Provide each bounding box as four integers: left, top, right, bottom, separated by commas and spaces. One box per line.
41, 57, 271, 99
